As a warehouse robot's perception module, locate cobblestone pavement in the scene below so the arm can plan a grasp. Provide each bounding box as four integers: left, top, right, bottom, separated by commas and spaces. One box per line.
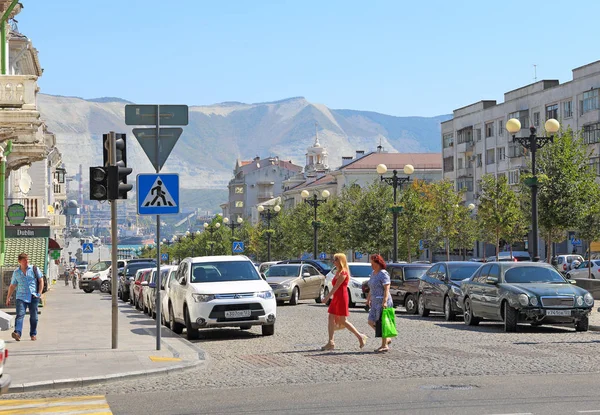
9, 300, 600, 399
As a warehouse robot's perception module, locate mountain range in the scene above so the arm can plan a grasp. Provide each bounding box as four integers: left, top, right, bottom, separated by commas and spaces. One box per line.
38, 94, 450, 190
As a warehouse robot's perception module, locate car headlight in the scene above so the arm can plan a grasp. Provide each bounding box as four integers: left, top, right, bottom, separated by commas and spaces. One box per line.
529, 296, 538, 306
518, 294, 529, 307
351, 280, 362, 288
576, 296, 584, 306
192, 293, 215, 302
280, 283, 291, 289
584, 293, 594, 306
256, 290, 274, 299
451, 286, 462, 295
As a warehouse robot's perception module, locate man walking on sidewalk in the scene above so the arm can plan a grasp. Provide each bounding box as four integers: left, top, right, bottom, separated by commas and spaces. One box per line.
5, 253, 43, 341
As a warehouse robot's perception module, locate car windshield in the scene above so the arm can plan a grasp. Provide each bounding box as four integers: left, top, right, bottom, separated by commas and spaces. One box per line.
190, 261, 261, 283
448, 263, 481, 280
349, 265, 372, 278
316, 260, 333, 273
504, 266, 567, 284
268, 265, 300, 278
89, 261, 110, 271
404, 267, 430, 280
125, 262, 156, 276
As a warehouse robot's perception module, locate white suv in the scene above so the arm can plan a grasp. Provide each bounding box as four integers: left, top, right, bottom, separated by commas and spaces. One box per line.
167, 255, 276, 340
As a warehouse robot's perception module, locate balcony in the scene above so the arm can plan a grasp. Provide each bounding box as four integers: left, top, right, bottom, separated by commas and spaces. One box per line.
53, 183, 67, 200
5, 196, 49, 226
0, 76, 37, 109
49, 214, 66, 228
258, 191, 274, 200
457, 168, 473, 178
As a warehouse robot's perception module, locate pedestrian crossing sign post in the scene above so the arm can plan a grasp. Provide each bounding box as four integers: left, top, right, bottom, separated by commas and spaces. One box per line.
137, 173, 180, 215
82, 243, 94, 253
161, 253, 169, 262
232, 241, 244, 253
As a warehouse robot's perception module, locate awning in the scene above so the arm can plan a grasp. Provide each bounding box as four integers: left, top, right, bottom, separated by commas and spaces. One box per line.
5, 237, 48, 274
48, 238, 62, 250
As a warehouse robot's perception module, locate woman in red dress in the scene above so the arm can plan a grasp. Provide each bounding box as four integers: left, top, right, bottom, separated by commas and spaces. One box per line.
321, 253, 368, 351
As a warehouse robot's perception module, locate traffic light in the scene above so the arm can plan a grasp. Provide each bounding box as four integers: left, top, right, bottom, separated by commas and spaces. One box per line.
107, 133, 133, 199
102, 133, 109, 167
89, 166, 109, 201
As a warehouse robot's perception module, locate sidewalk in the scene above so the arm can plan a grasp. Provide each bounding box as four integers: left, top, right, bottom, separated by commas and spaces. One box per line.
589, 300, 600, 331
0, 282, 205, 393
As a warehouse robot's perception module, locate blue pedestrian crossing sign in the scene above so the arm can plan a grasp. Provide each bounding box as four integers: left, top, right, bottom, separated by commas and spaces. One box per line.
319, 252, 326, 260
161, 253, 169, 262
137, 174, 179, 215
232, 241, 244, 253
355, 251, 363, 259
82, 243, 94, 254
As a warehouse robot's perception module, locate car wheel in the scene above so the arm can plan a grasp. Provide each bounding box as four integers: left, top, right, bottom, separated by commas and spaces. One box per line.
323, 287, 331, 306
404, 294, 417, 314
262, 324, 275, 336
289, 287, 299, 305
239, 324, 252, 330
463, 298, 480, 326
503, 301, 518, 333
169, 304, 183, 334
184, 306, 199, 340
117, 289, 122, 300
444, 297, 455, 321
418, 294, 430, 317
315, 286, 324, 303
576, 315, 589, 332
161, 312, 167, 326
83, 288, 94, 293
100, 281, 110, 293
347, 288, 356, 308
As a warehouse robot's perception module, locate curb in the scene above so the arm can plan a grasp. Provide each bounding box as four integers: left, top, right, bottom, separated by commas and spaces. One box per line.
7, 358, 204, 394
589, 325, 600, 332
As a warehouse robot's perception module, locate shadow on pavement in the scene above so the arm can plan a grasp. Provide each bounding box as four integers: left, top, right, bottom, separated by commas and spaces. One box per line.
188, 328, 262, 343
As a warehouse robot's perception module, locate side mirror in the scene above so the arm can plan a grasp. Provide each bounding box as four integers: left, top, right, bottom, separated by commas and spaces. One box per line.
128, 276, 135, 281
568, 279, 577, 284
486, 276, 499, 285
149, 282, 156, 289
302, 272, 310, 278
141, 281, 149, 286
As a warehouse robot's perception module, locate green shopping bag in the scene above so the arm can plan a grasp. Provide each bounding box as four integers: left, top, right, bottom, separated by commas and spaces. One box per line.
381, 307, 398, 338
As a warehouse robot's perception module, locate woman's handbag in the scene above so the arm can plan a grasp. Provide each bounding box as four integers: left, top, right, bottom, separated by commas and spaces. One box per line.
381, 307, 398, 338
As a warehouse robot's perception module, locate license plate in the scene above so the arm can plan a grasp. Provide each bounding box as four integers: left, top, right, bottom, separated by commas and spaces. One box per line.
224, 310, 251, 318
546, 309, 572, 316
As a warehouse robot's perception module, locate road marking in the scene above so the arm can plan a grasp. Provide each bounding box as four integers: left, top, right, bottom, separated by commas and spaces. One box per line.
0, 395, 112, 414
578, 411, 600, 413
149, 356, 182, 362
485, 413, 533, 415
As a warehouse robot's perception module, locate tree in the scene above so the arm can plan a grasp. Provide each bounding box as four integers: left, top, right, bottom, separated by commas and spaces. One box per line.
426, 180, 464, 260
450, 203, 478, 260
576, 187, 600, 277
397, 180, 430, 262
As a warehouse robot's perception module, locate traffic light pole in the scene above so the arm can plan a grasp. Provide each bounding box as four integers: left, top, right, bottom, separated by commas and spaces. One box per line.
155, 105, 162, 351
109, 131, 118, 349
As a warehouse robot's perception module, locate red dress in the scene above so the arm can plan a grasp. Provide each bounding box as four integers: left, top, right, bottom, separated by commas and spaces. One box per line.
328, 270, 349, 317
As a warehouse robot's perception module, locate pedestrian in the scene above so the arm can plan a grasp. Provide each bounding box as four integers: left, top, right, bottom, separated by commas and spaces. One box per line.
366, 254, 394, 353
321, 253, 368, 351
5, 253, 43, 341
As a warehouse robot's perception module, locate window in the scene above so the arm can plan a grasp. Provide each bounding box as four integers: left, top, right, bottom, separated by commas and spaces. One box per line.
457, 178, 473, 192
563, 101, 573, 118
457, 128, 473, 144
589, 157, 600, 176
508, 143, 526, 158
497, 172, 506, 179
581, 89, 599, 114
443, 156, 454, 172
545, 104, 558, 120
457, 158, 463, 169
476, 153, 482, 167
485, 122, 494, 138
235, 201, 244, 208
443, 132, 454, 148
583, 123, 600, 144
486, 149, 495, 165
498, 120, 504, 136
496, 147, 506, 162
533, 112, 540, 127
235, 186, 244, 194
508, 170, 520, 185
476, 129, 482, 141
508, 110, 529, 129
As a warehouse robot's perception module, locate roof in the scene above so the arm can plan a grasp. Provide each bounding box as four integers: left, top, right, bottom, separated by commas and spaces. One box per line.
187, 255, 252, 263
289, 174, 336, 191
5, 237, 48, 274
342, 152, 442, 170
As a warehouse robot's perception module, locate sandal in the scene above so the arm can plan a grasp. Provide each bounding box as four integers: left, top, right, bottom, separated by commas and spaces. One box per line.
374, 346, 389, 353
321, 342, 335, 351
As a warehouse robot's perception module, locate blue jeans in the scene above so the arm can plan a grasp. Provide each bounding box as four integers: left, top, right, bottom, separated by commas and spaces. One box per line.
15, 297, 39, 337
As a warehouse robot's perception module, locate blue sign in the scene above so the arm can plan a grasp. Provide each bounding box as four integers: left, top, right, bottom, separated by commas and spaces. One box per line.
232, 241, 244, 253
137, 174, 180, 215
571, 238, 582, 246
82, 243, 94, 253
301, 253, 311, 260
419, 240, 424, 250
161, 253, 169, 261
70, 258, 76, 263
355, 251, 363, 259
319, 252, 326, 260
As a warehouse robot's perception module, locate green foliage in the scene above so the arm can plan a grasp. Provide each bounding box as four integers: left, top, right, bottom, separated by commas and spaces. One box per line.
426, 180, 464, 259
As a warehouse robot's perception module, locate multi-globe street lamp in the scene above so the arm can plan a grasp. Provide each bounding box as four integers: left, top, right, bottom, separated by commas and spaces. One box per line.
257, 204, 281, 261
301, 189, 330, 260
376, 163, 414, 263
203, 222, 221, 256
223, 216, 244, 254
506, 117, 560, 262
185, 230, 201, 257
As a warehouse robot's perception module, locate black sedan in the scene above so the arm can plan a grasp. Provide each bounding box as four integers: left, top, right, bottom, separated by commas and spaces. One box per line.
417, 261, 482, 321
461, 262, 593, 332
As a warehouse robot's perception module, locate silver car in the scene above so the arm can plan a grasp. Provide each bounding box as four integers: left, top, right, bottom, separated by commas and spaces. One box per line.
266, 264, 325, 305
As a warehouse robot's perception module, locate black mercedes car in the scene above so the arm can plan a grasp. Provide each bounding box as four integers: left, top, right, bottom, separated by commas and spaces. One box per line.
118, 260, 156, 302
460, 262, 593, 332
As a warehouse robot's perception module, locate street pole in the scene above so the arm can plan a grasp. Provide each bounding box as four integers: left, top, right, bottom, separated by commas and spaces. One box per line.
312, 197, 318, 260
530, 139, 539, 263
266, 212, 271, 262
109, 131, 118, 350
155, 105, 162, 351
392, 173, 398, 263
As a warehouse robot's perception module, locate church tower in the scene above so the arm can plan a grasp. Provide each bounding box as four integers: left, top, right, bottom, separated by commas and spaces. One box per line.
304, 123, 329, 178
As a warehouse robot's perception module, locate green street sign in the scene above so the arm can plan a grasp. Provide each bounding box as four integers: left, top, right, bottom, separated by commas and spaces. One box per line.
132, 127, 183, 171
388, 206, 404, 214
6, 203, 26, 225
524, 177, 539, 187
51, 250, 61, 260
125, 105, 189, 126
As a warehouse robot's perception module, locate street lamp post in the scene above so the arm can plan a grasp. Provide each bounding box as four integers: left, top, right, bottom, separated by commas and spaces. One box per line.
301, 189, 330, 260
185, 230, 201, 257
376, 163, 414, 263
507, 117, 560, 262
257, 204, 281, 261
223, 217, 244, 254
203, 222, 221, 256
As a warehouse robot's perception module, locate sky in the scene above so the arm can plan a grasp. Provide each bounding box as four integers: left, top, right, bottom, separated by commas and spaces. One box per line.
18, 0, 600, 117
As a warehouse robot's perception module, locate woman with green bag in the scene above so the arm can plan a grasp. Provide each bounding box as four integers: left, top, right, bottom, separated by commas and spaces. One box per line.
366, 254, 395, 353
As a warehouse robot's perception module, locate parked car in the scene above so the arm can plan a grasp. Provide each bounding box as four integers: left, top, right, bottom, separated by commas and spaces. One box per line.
79, 261, 111, 293
0, 339, 10, 394
461, 262, 593, 332
160, 265, 179, 326
145, 268, 159, 318
324, 262, 372, 307
119, 260, 156, 302
258, 261, 278, 275
566, 260, 600, 279
266, 263, 325, 305
485, 251, 531, 262
132, 269, 152, 310
418, 261, 482, 321
167, 255, 276, 339
277, 259, 332, 276
553, 254, 585, 274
